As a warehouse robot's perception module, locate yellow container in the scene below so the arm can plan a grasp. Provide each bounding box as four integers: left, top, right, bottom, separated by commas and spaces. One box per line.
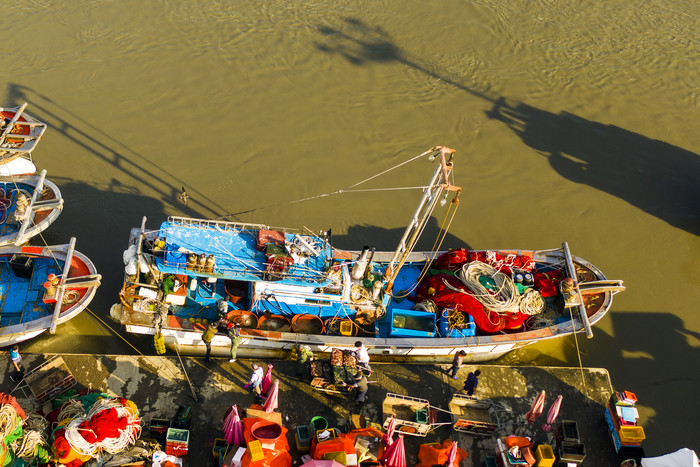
248, 440, 264, 462
619, 426, 645, 444
534, 444, 555, 467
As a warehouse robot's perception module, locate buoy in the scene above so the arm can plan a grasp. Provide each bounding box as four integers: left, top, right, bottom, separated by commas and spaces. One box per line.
186, 254, 197, 270
352, 246, 373, 281
154, 333, 165, 355
205, 254, 215, 273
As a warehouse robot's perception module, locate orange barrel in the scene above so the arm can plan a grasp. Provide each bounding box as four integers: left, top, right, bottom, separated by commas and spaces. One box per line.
224, 280, 246, 304
226, 310, 258, 329
291, 314, 325, 334
258, 314, 291, 332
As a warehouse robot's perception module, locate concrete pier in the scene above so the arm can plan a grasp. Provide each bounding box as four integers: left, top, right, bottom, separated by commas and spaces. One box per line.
2, 353, 627, 466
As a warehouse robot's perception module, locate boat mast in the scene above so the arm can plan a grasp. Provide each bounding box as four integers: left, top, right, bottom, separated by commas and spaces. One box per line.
383, 146, 461, 293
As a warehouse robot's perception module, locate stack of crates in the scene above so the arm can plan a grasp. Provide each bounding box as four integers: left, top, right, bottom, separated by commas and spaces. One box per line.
165, 428, 190, 457
555, 420, 586, 464
605, 390, 646, 463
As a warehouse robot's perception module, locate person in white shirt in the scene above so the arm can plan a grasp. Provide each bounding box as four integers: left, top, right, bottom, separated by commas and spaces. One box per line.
245, 363, 264, 402
354, 341, 371, 375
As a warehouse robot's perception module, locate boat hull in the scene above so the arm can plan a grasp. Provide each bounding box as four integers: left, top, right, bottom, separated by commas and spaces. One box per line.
0, 172, 63, 246
0, 243, 100, 345
117, 217, 621, 362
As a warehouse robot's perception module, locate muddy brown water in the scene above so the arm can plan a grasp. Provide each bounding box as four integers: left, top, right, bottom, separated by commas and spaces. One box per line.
3, 0, 698, 456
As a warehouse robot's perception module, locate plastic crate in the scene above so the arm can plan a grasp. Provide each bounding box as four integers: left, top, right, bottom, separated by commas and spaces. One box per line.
166, 428, 190, 445
247, 440, 263, 462
534, 444, 555, 467
558, 443, 585, 463
148, 418, 171, 440
619, 425, 645, 444
560, 420, 580, 444
165, 441, 188, 457
416, 408, 428, 424
316, 428, 338, 443
297, 425, 311, 443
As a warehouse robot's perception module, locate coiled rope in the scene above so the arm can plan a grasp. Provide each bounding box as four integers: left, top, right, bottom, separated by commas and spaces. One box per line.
13, 413, 48, 460
0, 404, 19, 438
452, 261, 544, 315
63, 398, 141, 457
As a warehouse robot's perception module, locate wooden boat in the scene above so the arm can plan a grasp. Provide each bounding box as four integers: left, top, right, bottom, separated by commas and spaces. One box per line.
0, 238, 101, 346
0, 170, 64, 246
114, 146, 624, 361
0, 103, 47, 176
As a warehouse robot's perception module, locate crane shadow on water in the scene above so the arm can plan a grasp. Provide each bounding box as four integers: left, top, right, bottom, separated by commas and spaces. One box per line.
314, 18, 700, 235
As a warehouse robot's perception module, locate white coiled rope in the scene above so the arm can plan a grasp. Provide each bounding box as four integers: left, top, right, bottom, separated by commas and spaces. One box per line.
0, 404, 19, 439
63, 398, 141, 457
456, 262, 520, 313
452, 261, 545, 315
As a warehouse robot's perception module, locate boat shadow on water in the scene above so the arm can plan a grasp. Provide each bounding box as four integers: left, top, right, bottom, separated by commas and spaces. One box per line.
314, 18, 700, 236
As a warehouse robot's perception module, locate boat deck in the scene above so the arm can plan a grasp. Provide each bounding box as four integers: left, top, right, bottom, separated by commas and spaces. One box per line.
0, 255, 60, 326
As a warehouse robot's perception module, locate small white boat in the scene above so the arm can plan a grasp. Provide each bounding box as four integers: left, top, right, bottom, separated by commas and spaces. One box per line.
0, 103, 47, 176
0, 170, 64, 246
115, 146, 624, 361
0, 238, 101, 346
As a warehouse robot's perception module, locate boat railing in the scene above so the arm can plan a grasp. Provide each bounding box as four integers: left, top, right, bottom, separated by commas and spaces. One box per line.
167, 216, 305, 235
13, 170, 64, 245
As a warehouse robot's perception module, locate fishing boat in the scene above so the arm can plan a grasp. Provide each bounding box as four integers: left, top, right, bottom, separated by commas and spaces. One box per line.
0, 103, 47, 176
115, 146, 624, 361
0, 170, 64, 246
0, 238, 101, 346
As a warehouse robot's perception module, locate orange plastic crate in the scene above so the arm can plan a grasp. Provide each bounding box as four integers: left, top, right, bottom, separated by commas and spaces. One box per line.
619, 426, 645, 444
534, 444, 555, 467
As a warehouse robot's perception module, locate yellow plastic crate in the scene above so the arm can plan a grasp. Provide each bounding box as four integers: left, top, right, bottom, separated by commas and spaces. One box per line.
619, 425, 645, 444
248, 440, 264, 462
534, 444, 555, 467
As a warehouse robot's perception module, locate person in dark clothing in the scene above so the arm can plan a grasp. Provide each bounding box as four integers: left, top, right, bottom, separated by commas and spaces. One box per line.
463, 369, 481, 396
445, 350, 467, 379
353, 371, 368, 403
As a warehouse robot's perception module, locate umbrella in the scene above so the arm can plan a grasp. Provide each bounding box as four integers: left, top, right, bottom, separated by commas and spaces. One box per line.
525, 390, 546, 424
222, 404, 244, 445
446, 441, 458, 467
262, 364, 274, 395
263, 379, 279, 413
542, 394, 563, 431
382, 434, 406, 467
301, 460, 345, 467
383, 415, 396, 447
641, 448, 699, 467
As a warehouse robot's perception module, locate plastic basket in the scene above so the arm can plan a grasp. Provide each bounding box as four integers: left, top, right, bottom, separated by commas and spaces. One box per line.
166, 428, 190, 445
619, 426, 645, 444
534, 444, 555, 467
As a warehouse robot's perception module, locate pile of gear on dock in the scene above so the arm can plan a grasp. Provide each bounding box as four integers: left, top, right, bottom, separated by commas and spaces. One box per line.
0, 390, 144, 466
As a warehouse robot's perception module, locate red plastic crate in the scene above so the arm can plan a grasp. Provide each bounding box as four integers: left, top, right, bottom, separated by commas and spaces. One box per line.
165, 441, 188, 457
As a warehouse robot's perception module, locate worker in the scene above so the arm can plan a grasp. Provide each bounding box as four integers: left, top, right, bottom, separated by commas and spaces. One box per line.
245, 363, 264, 403
354, 341, 371, 375
445, 350, 467, 379
201, 321, 218, 363
226, 322, 243, 363
296, 344, 314, 380
353, 371, 368, 403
